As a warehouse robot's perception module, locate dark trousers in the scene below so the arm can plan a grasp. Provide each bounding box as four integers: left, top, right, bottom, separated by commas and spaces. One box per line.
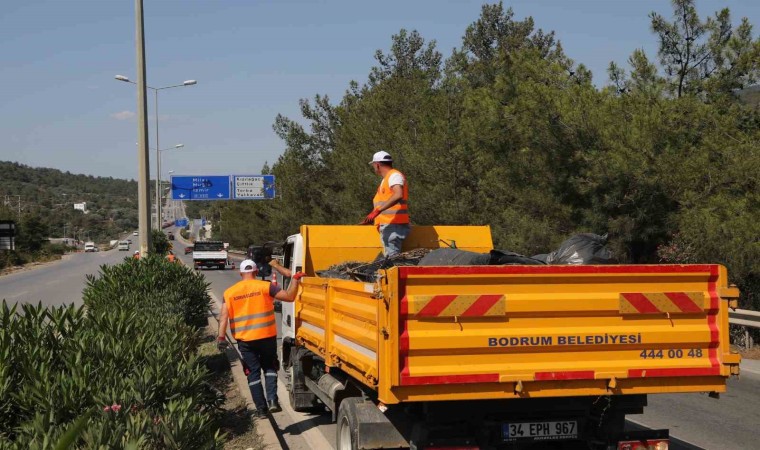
237, 336, 278, 411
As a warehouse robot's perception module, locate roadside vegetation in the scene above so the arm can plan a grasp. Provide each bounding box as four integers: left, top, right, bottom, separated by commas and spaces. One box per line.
0, 252, 230, 448
192, 1, 760, 312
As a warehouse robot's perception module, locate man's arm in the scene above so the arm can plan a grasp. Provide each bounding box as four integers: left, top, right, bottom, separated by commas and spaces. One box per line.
274, 274, 303, 302
376, 185, 403, 212
269, 259, 292, 278
217, 303, 229, 339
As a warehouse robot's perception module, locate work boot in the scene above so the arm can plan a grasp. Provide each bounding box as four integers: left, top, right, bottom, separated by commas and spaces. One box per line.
252, 408, 269, 419
268, 400, 282, 413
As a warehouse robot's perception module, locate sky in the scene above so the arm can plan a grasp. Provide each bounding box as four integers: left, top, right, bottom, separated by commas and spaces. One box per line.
1, 0, 758, 180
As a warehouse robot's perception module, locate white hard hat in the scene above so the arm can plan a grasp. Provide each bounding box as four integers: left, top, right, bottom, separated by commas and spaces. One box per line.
369, 150, 393, 164
239, 259, 258, 273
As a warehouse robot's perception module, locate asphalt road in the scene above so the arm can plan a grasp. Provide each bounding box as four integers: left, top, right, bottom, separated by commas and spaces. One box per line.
0, 244, 134, 307
627, 370, 760, 450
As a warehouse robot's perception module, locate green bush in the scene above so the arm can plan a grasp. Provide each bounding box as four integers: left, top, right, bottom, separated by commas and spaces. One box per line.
0, 256, 222, 449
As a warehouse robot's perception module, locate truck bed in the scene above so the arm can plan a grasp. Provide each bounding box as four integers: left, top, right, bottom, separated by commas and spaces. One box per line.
296, 263, 740, 405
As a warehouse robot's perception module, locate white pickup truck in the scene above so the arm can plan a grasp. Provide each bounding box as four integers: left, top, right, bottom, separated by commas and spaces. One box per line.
192, 241, 228, 270
84, 242, 98, 252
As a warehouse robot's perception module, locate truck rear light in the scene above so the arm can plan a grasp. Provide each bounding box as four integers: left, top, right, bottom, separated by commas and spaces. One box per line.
618, 439, 668, 450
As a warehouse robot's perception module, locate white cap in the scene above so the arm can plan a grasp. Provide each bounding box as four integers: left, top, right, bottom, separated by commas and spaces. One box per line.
239, 259, 258, 273
369, 150, 393, 164
134, 251, 139, 254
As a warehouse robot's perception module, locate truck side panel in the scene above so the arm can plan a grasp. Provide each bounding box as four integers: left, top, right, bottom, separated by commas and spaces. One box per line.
297, 278, 381, 389
377, 264, 738, 404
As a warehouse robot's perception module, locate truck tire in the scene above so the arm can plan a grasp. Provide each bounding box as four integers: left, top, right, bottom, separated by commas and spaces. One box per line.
336, 397, 362, 450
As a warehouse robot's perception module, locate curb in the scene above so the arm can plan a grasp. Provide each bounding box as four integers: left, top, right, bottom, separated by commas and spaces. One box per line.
207, 292, 282, 449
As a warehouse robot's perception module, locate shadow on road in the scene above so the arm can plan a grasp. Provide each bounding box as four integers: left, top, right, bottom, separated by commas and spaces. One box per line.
625, 420, 705, 450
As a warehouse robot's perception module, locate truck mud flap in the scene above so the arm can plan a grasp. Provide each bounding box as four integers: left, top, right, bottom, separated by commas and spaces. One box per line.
352, 400, 408, 449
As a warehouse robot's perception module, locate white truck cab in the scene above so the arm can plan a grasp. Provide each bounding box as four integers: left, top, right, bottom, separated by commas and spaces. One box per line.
84, 242, 97, 252
277, 232, 304, 343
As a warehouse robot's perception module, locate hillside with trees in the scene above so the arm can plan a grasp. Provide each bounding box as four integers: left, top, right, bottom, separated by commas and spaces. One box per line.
182, 1, 760, 309
0, 161, 139, 268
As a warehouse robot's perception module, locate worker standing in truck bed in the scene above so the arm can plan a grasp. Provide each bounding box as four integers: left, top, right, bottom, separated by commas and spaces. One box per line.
361, 150, 410, 257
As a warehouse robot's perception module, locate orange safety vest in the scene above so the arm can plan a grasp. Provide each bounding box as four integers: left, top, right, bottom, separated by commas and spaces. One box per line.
223, 279, 276, 341
372, 168, 410, 226
166, 254, 176, 263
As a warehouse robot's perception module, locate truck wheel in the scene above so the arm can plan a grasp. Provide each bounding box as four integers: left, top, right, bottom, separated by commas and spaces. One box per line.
336, 398, 362, 450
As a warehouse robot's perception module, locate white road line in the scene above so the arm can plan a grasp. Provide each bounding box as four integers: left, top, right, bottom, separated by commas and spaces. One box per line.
277, 377, 335, 450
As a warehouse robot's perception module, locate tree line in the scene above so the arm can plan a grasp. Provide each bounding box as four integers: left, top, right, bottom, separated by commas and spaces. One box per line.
195, 1, 760, 308
0, 161, 140, 268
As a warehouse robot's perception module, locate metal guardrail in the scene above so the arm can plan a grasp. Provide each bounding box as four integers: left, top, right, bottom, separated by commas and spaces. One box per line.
729, 309, 760, 329
729, 309, 760, 349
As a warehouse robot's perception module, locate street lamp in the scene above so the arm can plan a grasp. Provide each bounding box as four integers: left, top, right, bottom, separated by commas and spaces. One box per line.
115, 75, 196, 228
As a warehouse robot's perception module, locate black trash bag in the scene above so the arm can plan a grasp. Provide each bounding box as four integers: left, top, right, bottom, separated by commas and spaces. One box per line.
545, 233, 616, 265
489, 250, 546, 265
315, 269, 353, 280
531, 254, 549, 263
418, 248, 491, 266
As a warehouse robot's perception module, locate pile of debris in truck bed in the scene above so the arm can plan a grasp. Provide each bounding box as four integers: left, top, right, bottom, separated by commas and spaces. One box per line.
316, 233, 617, 282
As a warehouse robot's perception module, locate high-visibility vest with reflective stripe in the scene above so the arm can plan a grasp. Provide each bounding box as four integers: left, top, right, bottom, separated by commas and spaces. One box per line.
223, 279, 276, 341
372, 169, 410, 226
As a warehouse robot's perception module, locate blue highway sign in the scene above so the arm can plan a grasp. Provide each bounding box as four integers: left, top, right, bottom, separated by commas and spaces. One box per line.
232, 175, 276, 199
175, 218, 189, 227
171, 176, 231, 201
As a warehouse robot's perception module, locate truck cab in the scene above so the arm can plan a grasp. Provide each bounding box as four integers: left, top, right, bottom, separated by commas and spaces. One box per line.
84, 242, 97, 252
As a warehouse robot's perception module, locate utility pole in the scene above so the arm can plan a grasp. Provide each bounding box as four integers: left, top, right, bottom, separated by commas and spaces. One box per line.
135, 0, 152, 254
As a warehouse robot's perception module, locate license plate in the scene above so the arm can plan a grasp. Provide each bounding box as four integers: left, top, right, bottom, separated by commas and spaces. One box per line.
502, 421, 577, 442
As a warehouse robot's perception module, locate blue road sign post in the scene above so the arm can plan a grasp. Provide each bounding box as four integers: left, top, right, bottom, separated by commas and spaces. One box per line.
171, 176, 231, 201
232, 175, 276, 200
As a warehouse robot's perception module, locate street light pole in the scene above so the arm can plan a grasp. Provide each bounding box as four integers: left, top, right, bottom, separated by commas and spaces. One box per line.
135, 0, 151, 254
115, 77, 196, 229
155, 89, 160, 226
158, 145, 183, 222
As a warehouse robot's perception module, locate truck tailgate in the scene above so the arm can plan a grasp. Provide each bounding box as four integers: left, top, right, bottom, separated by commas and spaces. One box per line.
379, 264, 739, 404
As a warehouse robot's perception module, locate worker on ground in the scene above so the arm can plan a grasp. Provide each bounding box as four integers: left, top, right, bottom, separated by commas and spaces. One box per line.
217, 259, 305, 418
133, 250, 140, 260
361, 150, 410, 257
166, 250, 176, 263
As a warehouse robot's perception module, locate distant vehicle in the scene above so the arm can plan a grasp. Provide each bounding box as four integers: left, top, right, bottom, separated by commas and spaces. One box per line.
167, 232, 175, 240
184, 245, 194, 255
84, 242, 97, 252
127, 239, 132, 244
133, 230, 138, 236
118, 240, 130, 251
192, 241, 228, 270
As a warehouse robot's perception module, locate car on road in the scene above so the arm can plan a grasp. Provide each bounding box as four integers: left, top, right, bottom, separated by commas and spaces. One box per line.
118, 240, 130, 251
133, 230, 138, 236
84, 242, 98, 252
127, 239, 132, 244
184, 245, 194, 255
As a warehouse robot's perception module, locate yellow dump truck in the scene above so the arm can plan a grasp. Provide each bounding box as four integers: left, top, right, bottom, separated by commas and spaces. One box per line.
276, 225, 740, 450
